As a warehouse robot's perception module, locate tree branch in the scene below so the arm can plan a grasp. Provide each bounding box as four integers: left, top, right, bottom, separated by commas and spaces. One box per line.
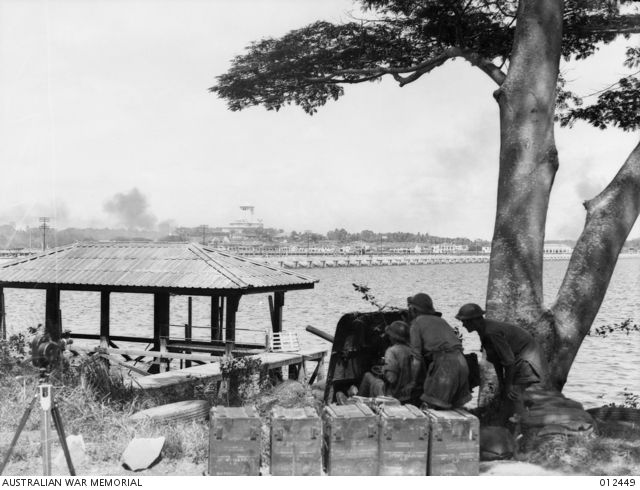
392, 55, 452, 86
571, 14, 640, 34
305, 74, 383, 84
306, 48, 460, 80
305, 47, 506, 88
581, 69, 640, 98
551, 139, 640, 372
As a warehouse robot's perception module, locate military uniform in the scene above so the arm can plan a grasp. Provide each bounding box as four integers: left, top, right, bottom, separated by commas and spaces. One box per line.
383, 342, 413, 402
480, 319, 546, 387
359, 337, 414, 401
410, 314, 472, 409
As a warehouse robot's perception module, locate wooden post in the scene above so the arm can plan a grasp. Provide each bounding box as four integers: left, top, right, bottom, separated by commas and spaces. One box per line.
100, 291, 110, 350
211, 295, 221, 341
224, 295, 240, 356
296, 361, 307, 382
159, 337, 168, 373
185, 296, 193, 368
316, 355, 326, 382
288, 363, 299, 381
219, 297, 225, 341
45, 287, 61, 341
272, 291, 285, 333
268, 295, 275, 330
153, 293, 170, 372
0, 287, 5, 341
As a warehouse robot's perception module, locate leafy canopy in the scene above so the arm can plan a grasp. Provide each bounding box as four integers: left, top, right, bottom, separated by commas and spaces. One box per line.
212, 0, 639, 130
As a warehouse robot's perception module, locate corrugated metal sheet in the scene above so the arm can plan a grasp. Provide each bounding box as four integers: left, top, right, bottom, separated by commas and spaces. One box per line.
0, 242, 317, 291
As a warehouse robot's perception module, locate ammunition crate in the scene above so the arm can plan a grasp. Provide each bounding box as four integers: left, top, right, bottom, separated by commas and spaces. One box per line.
323, 403, 378, 476
423, 408, 479, 476
270, 406, 322, 476
378, 404, 430, 475
208, 405, 261, 476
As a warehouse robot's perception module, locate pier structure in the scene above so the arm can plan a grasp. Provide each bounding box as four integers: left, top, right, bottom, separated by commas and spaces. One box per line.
247, 253, 574, 269
0, 242, 325, 386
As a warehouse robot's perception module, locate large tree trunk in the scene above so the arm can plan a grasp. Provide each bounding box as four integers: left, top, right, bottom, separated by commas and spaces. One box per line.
485, 0, 640, 393
486, 0, 563, 357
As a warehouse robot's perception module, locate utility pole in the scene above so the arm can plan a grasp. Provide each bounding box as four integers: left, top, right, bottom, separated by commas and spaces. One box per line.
200, 225, 207, 245
39, 217, 50, 251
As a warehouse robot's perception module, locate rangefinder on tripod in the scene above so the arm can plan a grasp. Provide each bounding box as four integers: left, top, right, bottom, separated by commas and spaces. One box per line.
0, 332, 75, 476
30, 331, 72, 369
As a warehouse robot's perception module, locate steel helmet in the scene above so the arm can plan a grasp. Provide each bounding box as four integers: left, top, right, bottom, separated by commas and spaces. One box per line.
407, 293, 435, 314
385, 320, 410, 343
455, 303, 485, 321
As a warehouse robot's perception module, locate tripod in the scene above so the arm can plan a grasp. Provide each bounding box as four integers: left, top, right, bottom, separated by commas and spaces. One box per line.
0, 369, 75, 476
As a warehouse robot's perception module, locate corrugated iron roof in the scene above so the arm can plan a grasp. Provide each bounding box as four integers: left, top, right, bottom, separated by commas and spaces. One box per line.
0, 242, 317, 292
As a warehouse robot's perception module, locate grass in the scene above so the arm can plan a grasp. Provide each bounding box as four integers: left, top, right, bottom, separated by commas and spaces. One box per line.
0, 351, 302, 475
0, 355, 216, 473
520, 430, 640, 475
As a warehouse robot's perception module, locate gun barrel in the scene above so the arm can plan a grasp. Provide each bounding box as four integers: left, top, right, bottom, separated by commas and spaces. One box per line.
305, 325, 334, 343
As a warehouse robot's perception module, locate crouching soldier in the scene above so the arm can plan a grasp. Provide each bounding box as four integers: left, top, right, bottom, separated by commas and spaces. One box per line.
455, 303, 547, 423
358, 320, 413, 403
408, 293, 472, 409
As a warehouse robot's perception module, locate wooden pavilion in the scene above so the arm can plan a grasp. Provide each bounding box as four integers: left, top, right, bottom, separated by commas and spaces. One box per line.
0, 242, 323, 382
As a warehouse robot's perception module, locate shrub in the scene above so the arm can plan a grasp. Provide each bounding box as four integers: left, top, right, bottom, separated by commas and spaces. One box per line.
219, 356, 265, 406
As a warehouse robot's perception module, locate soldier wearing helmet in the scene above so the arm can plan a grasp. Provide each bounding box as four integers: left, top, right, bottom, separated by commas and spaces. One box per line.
407, 293, 472, 409
455, 303, 547, 422
357, 320, 414, 402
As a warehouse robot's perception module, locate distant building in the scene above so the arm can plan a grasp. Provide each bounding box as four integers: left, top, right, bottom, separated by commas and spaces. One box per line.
431, 243, 469, 254
211, 205, 264, 244
228, 205, 264, 231
389, 246, 412, 254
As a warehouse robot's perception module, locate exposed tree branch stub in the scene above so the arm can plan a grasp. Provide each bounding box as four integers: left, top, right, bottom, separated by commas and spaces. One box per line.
460, 51, 508, 84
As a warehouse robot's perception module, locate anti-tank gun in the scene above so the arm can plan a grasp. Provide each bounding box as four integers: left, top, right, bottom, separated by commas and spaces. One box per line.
308, 310, 407, 404
308, 309, 479, 405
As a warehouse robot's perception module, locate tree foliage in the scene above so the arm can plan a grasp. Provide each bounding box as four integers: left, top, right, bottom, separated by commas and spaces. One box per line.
212, 0, 640, 129
560, 44, 640, 130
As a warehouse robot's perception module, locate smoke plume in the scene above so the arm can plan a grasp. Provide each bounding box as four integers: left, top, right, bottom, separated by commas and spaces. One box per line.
103, 188, 157, 230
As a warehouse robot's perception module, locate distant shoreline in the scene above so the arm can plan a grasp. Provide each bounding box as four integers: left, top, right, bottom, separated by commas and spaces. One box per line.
0, 250, 638, 266
244, 252, 640, 269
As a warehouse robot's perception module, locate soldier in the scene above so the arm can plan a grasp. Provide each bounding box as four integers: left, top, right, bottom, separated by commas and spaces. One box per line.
358, 320, 413, 403
455, 303, 547, 422
408, 293, 472, 409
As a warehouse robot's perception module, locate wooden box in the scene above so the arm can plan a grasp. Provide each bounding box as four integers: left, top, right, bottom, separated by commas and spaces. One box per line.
270, 406, 322, 476
378, 404, 429, 476
208, 405, 261, 476
322, 403, 378, 476
423, 408, 479, 476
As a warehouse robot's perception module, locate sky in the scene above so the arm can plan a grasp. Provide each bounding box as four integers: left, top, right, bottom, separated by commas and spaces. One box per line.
0, 0, 639, 240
